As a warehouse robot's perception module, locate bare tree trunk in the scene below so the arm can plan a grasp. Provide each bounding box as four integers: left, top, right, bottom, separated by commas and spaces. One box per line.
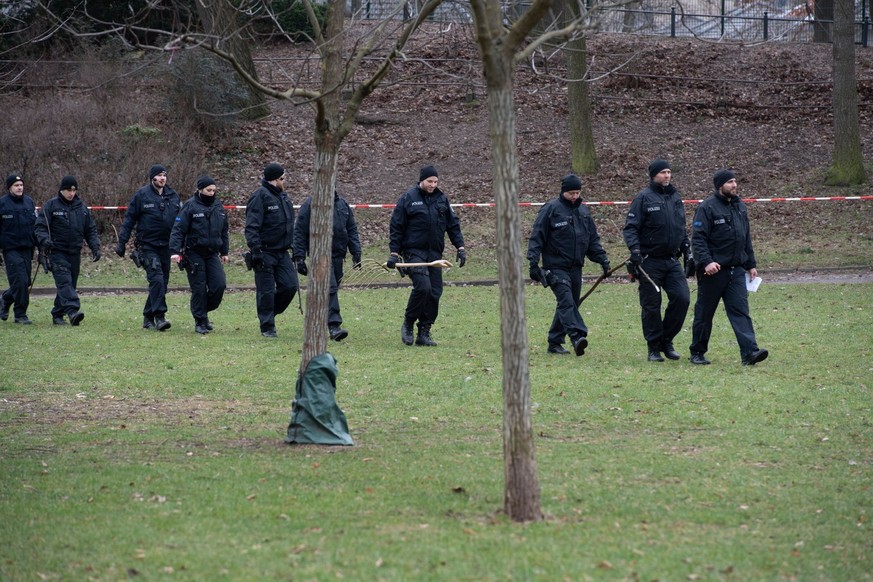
470, 0, 548, 522
814, 0, 834, 43
301, 143, 338, 368
565, 0, 597, 175
622, 0, 643, 32
195, 0, 269, 119
490, 86, 542, 522
299, 0, 347, 372
826, 0, 868, 185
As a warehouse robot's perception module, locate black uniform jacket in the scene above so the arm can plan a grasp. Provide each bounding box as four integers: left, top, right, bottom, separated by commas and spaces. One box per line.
0, 193, 37, 250
692, 191, 756, 270
623, 181, 689, 258
244, 181, 295, 253
35, 194, 100, 255
527, 194, 608, 270
170, 193, 229, 256
117, 183, 181, 248
293, 193, 362, 260
389, 185, 464, 255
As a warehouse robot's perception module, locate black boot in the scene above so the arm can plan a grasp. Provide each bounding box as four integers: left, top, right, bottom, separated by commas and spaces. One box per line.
647, 350, 664, 362
742, 348, 769, 366
661, 342, 680, 360
69, 312, 85, 326
415, 326, 437, 347
401, 320, 415, 346
195, 319, 210, 334
143, 317, 156, 330
155, 316, 171, 332
329, 326, 348, 341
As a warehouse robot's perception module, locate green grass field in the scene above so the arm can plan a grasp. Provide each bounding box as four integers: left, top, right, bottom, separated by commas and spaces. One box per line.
1, 279, 871, 580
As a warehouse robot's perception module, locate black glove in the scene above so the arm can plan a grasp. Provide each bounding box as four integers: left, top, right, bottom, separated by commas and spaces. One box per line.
601, 262, 611, 276
91, 250, 101, 262
251, 251, 263, 268
457, 248, 467, 268
386, 254, 399, 269
680, 239, 690, 256
629, 250, 642, 269
352, 255, 362, 270
627, 250, 641, 279
38, 252, 52, 273
684, 255, 697, 278
296, 258, 308, 276
43, 240, 54, 253
115, 244, 125, 258
529, 263, 542, 283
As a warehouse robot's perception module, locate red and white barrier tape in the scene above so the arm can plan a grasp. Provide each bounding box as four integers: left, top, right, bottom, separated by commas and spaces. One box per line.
79, 195, 872, 211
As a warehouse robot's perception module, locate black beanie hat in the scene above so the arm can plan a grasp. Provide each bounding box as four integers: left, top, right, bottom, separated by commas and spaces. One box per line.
5, 174, 23, 190
648, 159, 671, 179
713, 169, 736, 191
59, 176, 78, 191
419, 165, 438, 182
149, 164, 167, 180
264, 163, 285, 182
196, 175, 216, 190
561, 174, 582, 193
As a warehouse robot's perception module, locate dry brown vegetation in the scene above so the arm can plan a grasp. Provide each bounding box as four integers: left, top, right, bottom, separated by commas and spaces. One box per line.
1, 31, 871, 264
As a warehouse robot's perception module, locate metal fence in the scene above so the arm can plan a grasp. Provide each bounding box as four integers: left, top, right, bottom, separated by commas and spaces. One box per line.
351, 0, 871, 46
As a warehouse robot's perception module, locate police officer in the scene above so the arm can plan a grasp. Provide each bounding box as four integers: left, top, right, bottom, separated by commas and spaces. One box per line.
388, 165, 466, 347
528, 174, 610, 356
623, 159, 691, 362
116, 164, 181, 331
35, 176, 101, 326
293, 190, 362, 342
0, 174, 36, 324
689, 169, 768, 366
170, 176, 229, 335
244, 162, 297, 338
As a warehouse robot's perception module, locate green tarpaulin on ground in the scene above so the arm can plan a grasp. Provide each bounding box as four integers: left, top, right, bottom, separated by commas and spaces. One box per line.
285, 352, 354, 446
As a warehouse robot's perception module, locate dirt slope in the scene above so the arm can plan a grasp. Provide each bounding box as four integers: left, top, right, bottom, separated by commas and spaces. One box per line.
205, 31, 872, 263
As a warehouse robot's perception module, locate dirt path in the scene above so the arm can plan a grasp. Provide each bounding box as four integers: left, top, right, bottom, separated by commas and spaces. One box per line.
26, 268, 873, 296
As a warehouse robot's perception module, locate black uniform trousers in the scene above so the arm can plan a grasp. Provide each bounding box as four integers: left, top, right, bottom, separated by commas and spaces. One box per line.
546, 267, 588, 346
49, 251, 82, 319
690, 266, 759, 358
403, 249, 443, 330
140, 243, 171, 320
2, 248, 33, 318
185, 251, 226, 322
254, 249, 297, 332
636, 256, 690, 350
328, 256, 345, 328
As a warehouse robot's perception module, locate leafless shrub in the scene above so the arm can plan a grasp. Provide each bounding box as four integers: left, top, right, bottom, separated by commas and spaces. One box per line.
164, 49, 264, 131
0, 46, 209, 234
